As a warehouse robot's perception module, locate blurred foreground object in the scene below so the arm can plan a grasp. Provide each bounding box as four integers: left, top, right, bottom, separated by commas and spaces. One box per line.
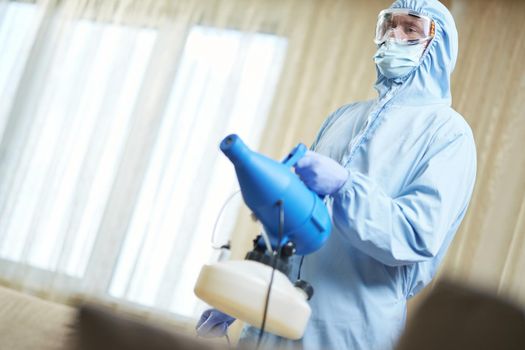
396, 280, 525, 350
73, 304, 226, 350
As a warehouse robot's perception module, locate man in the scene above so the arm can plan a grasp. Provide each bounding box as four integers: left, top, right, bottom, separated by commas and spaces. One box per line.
197, 0, 477, 348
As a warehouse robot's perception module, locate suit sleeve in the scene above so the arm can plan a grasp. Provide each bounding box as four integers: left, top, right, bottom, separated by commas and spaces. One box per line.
331, 131, 477, 266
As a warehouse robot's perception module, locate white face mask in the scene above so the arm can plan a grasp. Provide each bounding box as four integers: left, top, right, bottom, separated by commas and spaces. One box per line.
373, 41, 426, 79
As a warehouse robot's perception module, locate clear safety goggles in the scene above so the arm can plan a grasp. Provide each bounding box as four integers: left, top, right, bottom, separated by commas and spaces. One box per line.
374, 8, 435, 46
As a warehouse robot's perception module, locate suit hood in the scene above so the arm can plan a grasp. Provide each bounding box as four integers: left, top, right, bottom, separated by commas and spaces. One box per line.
374, 0, 458, 106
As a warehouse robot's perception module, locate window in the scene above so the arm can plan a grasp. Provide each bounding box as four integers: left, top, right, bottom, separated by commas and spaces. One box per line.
109, 26, 288, 316
0, 1, 287, 319
0, 2, 157, 275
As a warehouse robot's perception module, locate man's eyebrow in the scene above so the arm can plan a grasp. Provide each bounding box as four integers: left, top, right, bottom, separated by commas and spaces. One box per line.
399, 17, 425, 26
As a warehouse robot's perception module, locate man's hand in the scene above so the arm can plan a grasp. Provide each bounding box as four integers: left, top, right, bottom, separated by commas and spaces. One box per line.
196, 309, 235, 338
295, 150, 349, 196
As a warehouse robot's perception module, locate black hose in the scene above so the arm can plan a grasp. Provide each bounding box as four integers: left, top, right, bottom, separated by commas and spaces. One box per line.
256, 200, 284, 349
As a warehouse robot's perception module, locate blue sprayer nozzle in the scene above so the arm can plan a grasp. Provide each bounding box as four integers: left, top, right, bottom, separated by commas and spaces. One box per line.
220, 134, 331, 255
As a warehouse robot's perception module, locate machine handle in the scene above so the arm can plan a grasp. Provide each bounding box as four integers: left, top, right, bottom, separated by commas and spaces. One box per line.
281, 143, 307, 168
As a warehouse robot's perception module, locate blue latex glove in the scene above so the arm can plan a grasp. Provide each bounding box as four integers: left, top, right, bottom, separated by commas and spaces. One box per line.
196, 309, 235, 338
295, 150, 349, 195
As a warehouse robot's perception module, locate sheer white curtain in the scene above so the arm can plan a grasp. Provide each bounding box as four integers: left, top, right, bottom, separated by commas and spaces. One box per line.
0, 0, 287, 320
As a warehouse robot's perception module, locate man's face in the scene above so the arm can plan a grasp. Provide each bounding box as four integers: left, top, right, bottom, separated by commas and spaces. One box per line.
383, 14, 429, 42
375, 9, 434, 46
